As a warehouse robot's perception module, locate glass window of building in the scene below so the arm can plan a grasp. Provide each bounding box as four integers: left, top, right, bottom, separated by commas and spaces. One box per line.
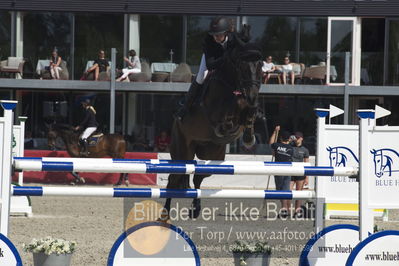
361, 18, 384, 86
140, 15, 183, 64
126, 92, 181, 152
23, 12, 73, 79
329, 20, 354, 84
186, 15, 213, 73
383, 96, 399, 125
74, 14, 124, 79
299, 17, 327, 66
0, 12, 11, 61
247, 16, 297, 65
386, 19, 399, 86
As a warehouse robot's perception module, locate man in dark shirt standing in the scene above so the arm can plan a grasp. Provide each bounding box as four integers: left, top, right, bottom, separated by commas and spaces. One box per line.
269, 126, 294, 218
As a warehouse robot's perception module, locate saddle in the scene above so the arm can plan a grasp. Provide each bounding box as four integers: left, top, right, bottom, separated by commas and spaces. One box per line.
87, 132, 104, 146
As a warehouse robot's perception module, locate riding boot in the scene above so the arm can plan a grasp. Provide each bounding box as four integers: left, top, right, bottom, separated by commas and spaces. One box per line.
174, 81, 202, 121
80, 138, 89, 156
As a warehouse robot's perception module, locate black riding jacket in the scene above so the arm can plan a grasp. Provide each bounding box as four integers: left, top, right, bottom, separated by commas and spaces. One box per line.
80, 106, 98, 128
203, 31, 247, 71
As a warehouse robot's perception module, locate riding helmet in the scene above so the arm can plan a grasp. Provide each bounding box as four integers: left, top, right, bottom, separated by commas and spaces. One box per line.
81, 98, 91, 105
208, 16, 230, 35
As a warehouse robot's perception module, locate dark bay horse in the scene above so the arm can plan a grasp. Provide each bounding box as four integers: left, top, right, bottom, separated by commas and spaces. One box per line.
164, 42, 263, 219
47, 124, 128, 185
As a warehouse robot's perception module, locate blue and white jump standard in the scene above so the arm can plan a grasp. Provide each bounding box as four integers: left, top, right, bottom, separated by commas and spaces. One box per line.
0, 100, 17, 236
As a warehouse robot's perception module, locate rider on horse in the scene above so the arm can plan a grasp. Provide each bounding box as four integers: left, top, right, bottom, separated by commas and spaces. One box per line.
74, 99, 98, 156
175, 16, 250, 121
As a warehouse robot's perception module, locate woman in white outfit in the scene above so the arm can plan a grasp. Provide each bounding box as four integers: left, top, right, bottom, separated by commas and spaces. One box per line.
116, 49, 141, 81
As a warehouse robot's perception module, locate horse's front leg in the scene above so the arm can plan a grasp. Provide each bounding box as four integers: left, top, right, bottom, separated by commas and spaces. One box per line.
242, 105, 258, 147
189, 174, 206, 219
243, 124, 256, 148
161, 198, 172, 222
162, 173, 189, 221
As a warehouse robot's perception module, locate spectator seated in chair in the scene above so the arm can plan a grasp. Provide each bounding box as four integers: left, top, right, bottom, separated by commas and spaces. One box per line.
116, 49, 141, 82
40, 49, 69, 80
262, 55, 280, 84
82, 50, 110, 81
280, 57, 295, 85
49, 49, 62, 79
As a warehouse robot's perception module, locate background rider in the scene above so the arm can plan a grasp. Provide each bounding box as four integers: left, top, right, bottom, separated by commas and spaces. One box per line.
74, 99, 98, 156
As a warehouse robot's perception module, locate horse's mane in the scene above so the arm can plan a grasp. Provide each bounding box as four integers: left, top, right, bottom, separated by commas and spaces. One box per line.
237, 43, 262, 61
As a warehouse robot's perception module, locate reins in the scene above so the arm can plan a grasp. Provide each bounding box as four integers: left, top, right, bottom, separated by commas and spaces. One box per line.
219, 50, 262, 100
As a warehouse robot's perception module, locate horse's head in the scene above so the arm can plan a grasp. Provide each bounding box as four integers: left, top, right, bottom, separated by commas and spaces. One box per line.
211, 42, 262, 136
47, 123, 74, 150
229, 42, 263, 104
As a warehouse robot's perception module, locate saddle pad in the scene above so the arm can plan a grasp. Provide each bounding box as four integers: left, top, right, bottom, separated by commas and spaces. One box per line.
88, 134, 103, 146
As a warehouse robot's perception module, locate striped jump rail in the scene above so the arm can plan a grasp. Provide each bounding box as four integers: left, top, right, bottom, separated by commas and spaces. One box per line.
13, 157, 358, 176
13, 157, 311, 166
12, 186, 316, 199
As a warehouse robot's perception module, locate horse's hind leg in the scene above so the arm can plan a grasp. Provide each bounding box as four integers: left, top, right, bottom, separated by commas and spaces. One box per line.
114, 173, 129, 186
163, 121, 194, 220
123, 173, 129, 186
189, 143, 226, 219
110, 137, 128, 186
71, 172, 85, 185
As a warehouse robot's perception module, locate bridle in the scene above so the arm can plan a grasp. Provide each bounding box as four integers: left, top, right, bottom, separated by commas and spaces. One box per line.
217, 48, 262, 100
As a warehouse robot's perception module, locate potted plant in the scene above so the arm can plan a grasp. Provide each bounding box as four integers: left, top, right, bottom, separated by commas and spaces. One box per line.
231, 240, 272, 266
23, 236, 77, 266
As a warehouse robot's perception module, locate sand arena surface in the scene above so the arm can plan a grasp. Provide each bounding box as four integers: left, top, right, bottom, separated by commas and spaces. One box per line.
8, 184, 399, 266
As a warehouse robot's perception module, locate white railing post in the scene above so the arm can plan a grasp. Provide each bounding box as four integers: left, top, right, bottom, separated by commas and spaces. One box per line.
0, 100, 17, 236
315, 108, 329, 233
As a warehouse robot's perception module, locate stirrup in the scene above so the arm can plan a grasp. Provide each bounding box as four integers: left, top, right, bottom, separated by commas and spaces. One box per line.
174, 108, 187, 121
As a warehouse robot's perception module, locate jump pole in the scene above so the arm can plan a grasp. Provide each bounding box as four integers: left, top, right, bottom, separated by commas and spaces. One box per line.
14, 157, 312, 167
13, 158, 358, 177
12, 186, 315, 199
